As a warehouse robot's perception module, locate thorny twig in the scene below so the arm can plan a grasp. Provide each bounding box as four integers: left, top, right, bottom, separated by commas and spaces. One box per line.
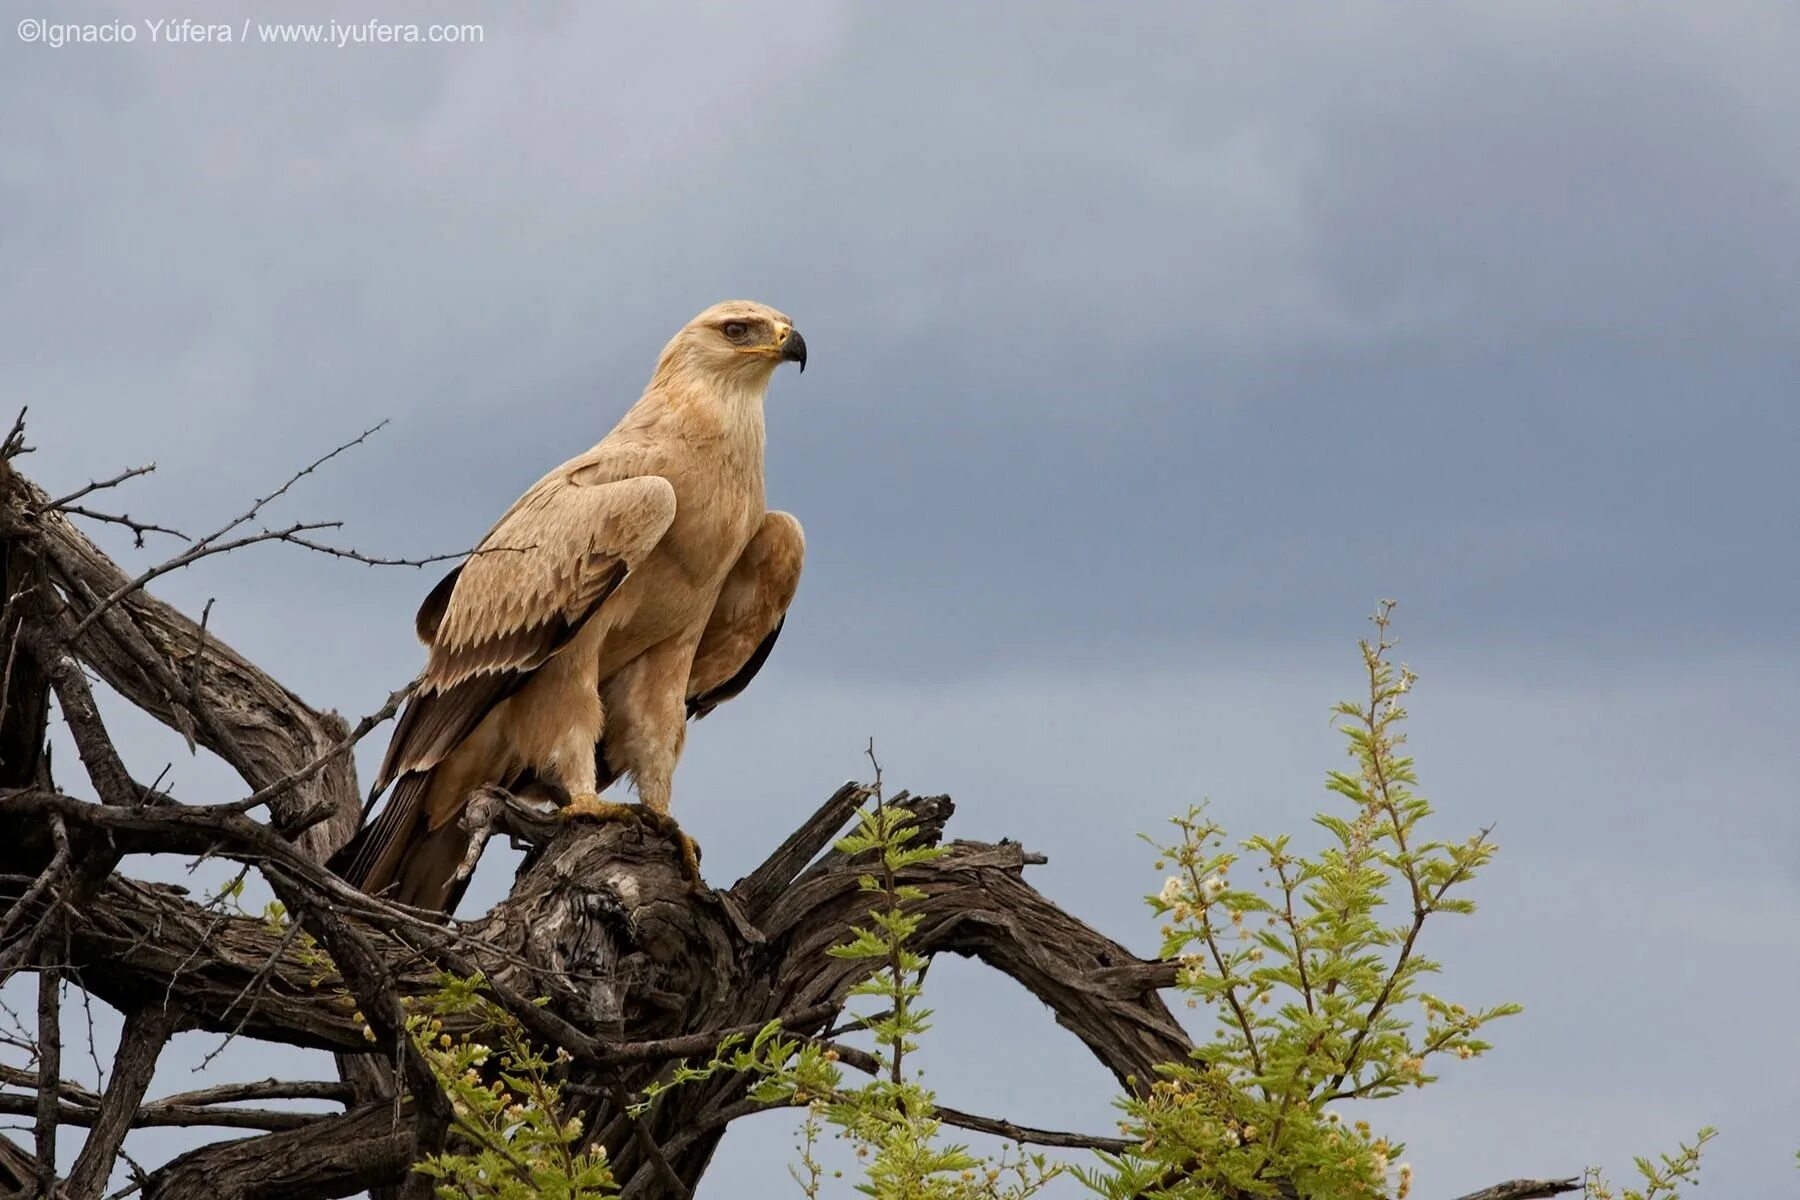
40, 464, 157, 514
67, 421, 391, 641
195, 911, 310, 1071
273, 535, 477, 569
44, 506, 188, 548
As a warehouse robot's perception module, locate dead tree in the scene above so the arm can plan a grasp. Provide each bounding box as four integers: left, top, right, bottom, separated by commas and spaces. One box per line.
0, 427, 1577, 1200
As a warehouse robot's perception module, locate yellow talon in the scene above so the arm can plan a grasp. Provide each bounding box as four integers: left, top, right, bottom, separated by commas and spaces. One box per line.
562, 793, 636, 822
559, 796, 704, 886
675, 832, 703, 885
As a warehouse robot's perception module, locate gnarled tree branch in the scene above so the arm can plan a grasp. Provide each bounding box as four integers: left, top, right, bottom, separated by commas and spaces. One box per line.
2, 465, 361, 862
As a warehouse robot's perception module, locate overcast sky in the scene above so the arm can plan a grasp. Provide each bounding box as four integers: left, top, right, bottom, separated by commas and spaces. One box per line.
4, 2, 1797, 1196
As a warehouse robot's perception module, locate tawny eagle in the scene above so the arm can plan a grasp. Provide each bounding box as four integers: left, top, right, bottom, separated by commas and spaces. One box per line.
334, 301, 806, 909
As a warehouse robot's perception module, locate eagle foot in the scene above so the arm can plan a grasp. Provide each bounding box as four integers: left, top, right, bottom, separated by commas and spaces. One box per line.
560, 796, 704, 885
560, 794, 639, 823
673, 829, 703, 886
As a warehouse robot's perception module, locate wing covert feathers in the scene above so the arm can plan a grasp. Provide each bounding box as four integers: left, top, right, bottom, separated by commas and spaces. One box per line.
345, 473, 673, 900
424, 474, 675, 691
370, 474, 674, 793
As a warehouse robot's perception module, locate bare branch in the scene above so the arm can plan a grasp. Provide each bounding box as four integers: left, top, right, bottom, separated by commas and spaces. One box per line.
0, 814, 69, 961
2, 408, 31, 461
34, 935, 62, 1197
0, 1130, 40, 1194
64, 1003, 184, 1200
0, 1094, 323, 1133
141, 1101, 413, 1199
9, 469, 365, 860
933, 1105, 1133, 1154
1449, 1181, 1582, 1200
67, 417, 389, 641
0, 1062, 96, 1102
0, 1061, 350, 1139
731, 780, 873, 913
40, 465, 157, 514
151, 1079, 355, 1109
183, 598, 213, 723
593, 1004, 838, 1067
273, 534, 477, 570
67, 521, 345, 642
46, 506, 188, 548
192, 910, 312, 1072
22, 622, 145, 807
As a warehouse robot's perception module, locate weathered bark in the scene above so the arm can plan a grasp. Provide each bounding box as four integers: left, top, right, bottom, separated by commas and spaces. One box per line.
63, 1003, 184, 1200
0, 456, 51, 794
143, 1102, 415, 1200
0, 1133, 39, 1198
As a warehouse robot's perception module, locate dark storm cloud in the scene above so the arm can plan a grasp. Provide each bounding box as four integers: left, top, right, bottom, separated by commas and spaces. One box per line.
10, 2, 1796, 686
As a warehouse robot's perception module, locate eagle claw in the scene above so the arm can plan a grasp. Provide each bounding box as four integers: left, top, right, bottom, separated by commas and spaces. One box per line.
560, 794, 637, 822
559, 796, 704, 886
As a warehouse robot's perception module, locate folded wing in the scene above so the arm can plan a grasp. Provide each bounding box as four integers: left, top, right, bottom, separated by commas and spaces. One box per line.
687, 511, 805, 719
337, 470, 676, 890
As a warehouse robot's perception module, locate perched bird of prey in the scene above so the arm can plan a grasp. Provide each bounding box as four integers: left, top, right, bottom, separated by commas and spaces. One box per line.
333, 301, 806, 910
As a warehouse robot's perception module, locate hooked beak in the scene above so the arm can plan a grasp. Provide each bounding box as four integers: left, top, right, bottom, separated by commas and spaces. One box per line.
777, 326, 807, 373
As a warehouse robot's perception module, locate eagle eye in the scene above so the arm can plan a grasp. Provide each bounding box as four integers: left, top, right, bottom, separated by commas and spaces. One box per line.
721, 320, 750, 341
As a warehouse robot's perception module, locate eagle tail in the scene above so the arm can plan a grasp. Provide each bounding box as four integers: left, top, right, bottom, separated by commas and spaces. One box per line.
329, 773, 472, 912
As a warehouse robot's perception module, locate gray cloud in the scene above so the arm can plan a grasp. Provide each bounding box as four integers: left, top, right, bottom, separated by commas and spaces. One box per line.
3, 2, 1796, 1195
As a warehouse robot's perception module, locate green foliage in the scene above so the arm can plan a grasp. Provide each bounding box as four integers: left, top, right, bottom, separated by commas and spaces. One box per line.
1583, 1129, 1715, 1200
407, 973, 617, 1199
812, 796, 1060, 1200
1076, 603, 1518, 1200
648, 764, 1061, 1198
